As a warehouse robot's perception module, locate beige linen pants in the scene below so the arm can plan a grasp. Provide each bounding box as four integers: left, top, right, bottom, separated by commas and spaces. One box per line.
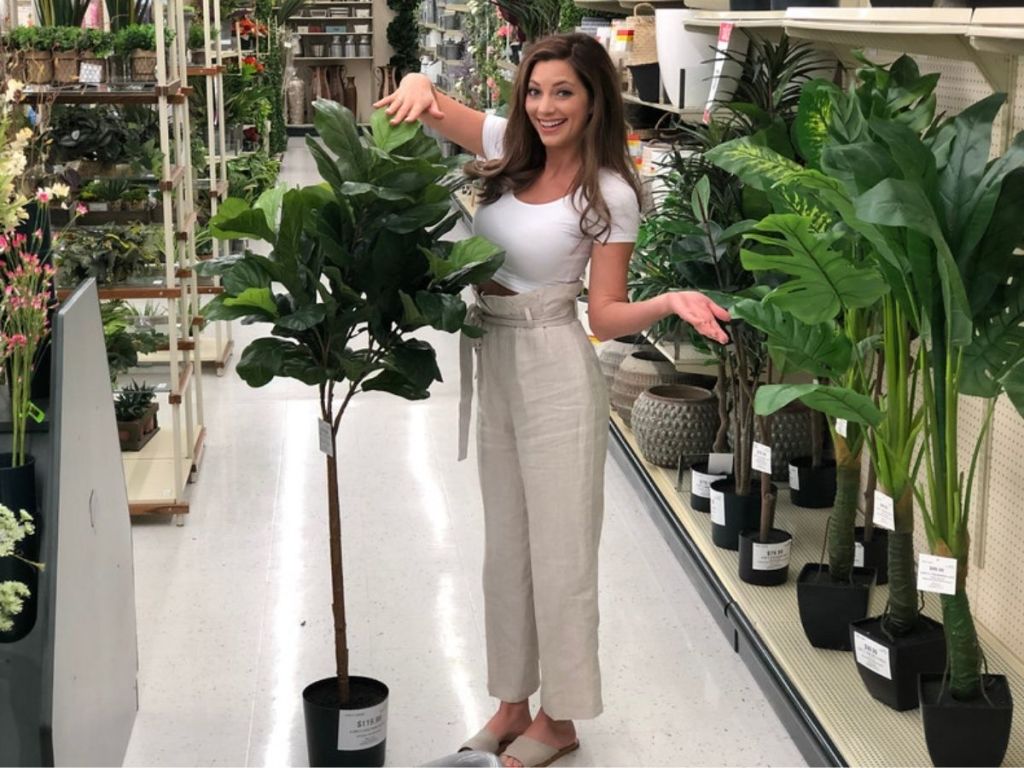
459, 280, 608, 720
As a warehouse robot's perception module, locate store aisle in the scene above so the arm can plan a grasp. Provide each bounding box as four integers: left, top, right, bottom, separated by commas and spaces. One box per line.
122, 138, 805, 767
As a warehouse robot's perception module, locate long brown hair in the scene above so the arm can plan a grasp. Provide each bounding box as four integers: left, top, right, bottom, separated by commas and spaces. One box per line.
465, 33, 641, 242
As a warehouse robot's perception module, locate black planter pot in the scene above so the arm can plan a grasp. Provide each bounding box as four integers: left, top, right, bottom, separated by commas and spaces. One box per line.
773, 0, 838, 6
628, 63, 661, 103
854, 525, 888, 586
738, 527, 792, 586
730, 0, 771, 8
302, 675, 389, 767
788, 457, 836, 508
709, 479, 761, 551
920, 674, 1013, 767
796, 562, 875, 650
850, 615, 945, 711
0, 455, 39, 643
688, 460, 728, 513
870, 0, 932, 5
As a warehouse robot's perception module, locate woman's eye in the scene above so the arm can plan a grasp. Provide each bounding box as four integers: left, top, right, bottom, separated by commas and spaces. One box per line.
558, 90, 573, 97
527, 88, 540, 97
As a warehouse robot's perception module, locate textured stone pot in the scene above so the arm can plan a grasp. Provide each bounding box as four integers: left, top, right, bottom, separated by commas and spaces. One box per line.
633, 385, 719, 468
611, 350, 697, 428
597, 334, 651, 393
731, 401, 815, 481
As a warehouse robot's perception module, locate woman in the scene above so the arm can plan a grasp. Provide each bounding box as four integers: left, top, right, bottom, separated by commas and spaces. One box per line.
375, 33, 729, 768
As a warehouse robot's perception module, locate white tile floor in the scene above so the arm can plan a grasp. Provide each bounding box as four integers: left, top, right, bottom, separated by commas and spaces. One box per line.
122, 139, 806, 767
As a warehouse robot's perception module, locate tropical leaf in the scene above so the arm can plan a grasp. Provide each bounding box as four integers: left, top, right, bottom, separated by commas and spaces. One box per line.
740, 214, 887, 324
755, 383, 882, 426
732, 299, 852, 379
794, 79, 841, 169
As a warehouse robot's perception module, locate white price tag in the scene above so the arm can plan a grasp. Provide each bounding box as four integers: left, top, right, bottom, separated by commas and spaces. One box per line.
752, 539, 791, 571
318, 419, 334, 457
873, 490, 895, 531
917, 554, 958, 596
708, 452, 734, 475
337, 699, 388, 750
836, 418, 849, 438
854, 632, 892, 680
691, 469, 725, 499
788, 464, 800, 490
752, 442, 773, 475
710, 489, 726, 526
854, 542, 865, 568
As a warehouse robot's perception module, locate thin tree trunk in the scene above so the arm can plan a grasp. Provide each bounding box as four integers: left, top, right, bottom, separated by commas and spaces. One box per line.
862, 461, 876, 545
811, 410, 823, 469
713, 359, 729, 454
327, 440, 350, 704
828, 437, 860, 583
759, 413, 775, 541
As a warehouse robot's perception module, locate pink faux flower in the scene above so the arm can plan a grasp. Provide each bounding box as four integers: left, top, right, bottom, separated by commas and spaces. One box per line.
76, 203, 88, 216
34, 189, 50, 203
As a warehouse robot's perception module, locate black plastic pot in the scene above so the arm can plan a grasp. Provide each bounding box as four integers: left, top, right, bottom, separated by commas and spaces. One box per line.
709, 479, 761, 551
870, 0, 931, 5
788, 457, 836, 508
688, 460, 728, 513
796, 562, 875, 650
854, 525, 888, 586
0, 455, 39, 643
850, 615, 945, 711
303, 676, 389, 767
730, 0, 771, 8
628, 63, 661, 103
920, 673, 1013, 767
738, 527, 791, 586
772, 0, 838, 7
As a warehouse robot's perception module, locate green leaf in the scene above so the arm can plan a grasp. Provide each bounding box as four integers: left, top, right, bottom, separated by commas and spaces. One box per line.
820, 142, 898, 194
960, 279, 1024, 399
795, 79, 841, 169
732, 299, 852, 379
429, 236, 504, 288
274, 304, 328, 332
415, 291, 466, 333
740, 214, 887, 324
338, 181, 412, 202
223, 287, 279, 319
755, 383, 882, 426
691, 175, 711, 223
312, 99, 367, 180
236, 337, 322, 387
370, 107, 420, 152
210, 197, 276, 243
361, 369, 430, 400
222, 258, 271, 296
254, 183, 287, 231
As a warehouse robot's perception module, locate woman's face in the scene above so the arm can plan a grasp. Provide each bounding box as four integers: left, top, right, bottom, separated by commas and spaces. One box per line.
524, 59, 591, 152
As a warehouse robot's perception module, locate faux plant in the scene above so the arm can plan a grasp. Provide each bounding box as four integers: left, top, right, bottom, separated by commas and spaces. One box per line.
386, 0, 421, 79
198, 101, 504, 703
8, 26, 56, 52
114, 379, 157, 421
51, 26, 83, 53
114, 24, 172, 56
34, 0, 91, 28
79, 28, 115, 57
226, 150, 281, 203
101, 299, 165, 383
0, 504, 36, 632
56, 222, 161, 287
105, 0, 152, 32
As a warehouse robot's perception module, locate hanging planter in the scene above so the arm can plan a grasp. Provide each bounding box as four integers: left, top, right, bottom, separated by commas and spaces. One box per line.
849, 615, 945, 711
796, 563, 875, 650
919, 674, 1013, 767
632, 385, 719, 468
303, 676, 390, 767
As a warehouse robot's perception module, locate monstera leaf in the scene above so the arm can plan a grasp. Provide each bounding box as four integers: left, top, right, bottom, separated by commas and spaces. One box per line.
740, 214, 887, 324
754, 382, 882, 426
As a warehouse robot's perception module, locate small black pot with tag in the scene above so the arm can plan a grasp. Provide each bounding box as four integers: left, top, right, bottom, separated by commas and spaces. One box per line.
303, 676, 389, 767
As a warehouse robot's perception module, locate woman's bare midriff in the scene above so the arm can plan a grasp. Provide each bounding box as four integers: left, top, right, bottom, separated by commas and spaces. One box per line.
477, 280, 518, 296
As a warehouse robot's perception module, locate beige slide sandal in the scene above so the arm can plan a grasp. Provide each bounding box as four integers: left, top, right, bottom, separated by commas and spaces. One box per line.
458, 727, 515, 754
500, 735, 580, 767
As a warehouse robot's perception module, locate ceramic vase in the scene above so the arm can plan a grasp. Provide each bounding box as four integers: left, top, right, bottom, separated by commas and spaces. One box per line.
632, 385, 719, 468
596, 334, 651, 393
610, 350, 695, 428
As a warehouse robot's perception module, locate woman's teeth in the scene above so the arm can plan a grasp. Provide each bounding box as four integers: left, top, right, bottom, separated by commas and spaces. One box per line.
539, 119, 566, 129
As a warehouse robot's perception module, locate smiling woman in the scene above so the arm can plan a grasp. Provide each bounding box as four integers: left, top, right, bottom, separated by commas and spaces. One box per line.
373, 32, 730, 768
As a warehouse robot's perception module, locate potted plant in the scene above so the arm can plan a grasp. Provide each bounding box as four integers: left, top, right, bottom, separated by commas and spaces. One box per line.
198, 101, 503, 767
102, 299, 166, 383
114, 24, 158, 82
10, 26, 56, 85
51, 26, 81, 84
114, 380, 159, 450
78, 28, 114, 83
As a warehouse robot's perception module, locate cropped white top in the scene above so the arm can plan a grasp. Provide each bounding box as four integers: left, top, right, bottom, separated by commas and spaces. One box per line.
472, 115, 641, 294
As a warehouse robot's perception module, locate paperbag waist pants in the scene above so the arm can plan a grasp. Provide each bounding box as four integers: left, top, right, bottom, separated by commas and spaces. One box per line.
460, 280, 608, 720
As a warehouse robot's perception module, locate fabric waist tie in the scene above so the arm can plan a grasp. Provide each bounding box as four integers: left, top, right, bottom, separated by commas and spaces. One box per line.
457, 280, 583, 461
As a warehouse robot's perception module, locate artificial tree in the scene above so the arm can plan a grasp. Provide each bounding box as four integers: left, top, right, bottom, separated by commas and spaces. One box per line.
199, 101, 502, 763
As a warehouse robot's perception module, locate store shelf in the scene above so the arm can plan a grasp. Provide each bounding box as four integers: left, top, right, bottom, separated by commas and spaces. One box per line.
610, 414, 1024, 767
57, 285, 184, 301
20, 80, 185, 105
140, 336, 234, 372
294, 31, 376, 35
292, 15, 373, 20
622, 92, 704, 119
292, 56, 374, 61
452, 185, 477, 223
442, 2, 470, 11
122, 428, 193, 514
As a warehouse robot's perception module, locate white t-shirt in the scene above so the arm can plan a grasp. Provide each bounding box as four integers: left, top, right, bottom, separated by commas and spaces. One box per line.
472, 114, 640, 294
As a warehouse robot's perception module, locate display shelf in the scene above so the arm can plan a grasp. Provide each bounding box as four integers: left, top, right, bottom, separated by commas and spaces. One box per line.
122, 431, 194, 515
442, 2, 470, 11
295, 31, 379, 35
610, 414, 1024, 767
292, 55, 374, 61
140, 336, 234, 373
452, 185, 477, 223
622, 92, 704, 119
20, 81, 185, 105
294, 15, 374, 20
56, 285, 184, 301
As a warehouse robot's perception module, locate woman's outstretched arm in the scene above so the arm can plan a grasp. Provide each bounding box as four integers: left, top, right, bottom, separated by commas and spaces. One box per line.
373, 73, 488, 157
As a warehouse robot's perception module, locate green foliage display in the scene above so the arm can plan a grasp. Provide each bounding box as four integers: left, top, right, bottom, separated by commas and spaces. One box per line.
114, 23, 172, 55
9, 26, 56, 52
198, 102, 503, 701
56, 223, 162, 287
51, 26, 83, 52
50, 104, 162, 172
102, 300, 166, 383
79, 28, 115, 56
226, 150, 282, 204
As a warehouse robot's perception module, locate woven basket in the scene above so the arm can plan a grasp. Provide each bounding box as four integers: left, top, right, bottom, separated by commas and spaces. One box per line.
627, 3, 658, 66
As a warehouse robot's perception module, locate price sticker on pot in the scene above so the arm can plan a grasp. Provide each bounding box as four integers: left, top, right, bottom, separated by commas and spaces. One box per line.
835, 418, 849, 438
691, 469, 723, 499
752, 442, 772, 475
854, 542, 865, 568
710, 488, 726, 526
708, 452, 733, 475
788, 464, 800, 490
337, 699, 388, 750
917, 554, 957, 596
854, 631, 892, 680
318, 418, 334, 457
752, 539, 791, 571
873, 490, 895, 531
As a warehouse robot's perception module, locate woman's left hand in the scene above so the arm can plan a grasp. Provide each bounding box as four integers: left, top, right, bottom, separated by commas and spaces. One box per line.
666, 291, 731, 345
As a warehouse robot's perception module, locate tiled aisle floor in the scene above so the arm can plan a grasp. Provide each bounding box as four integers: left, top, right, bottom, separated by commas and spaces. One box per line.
122, 139, 805, 767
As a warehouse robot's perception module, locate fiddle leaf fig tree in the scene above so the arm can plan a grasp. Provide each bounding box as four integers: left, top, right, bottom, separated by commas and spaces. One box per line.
199, 101, 504, 704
